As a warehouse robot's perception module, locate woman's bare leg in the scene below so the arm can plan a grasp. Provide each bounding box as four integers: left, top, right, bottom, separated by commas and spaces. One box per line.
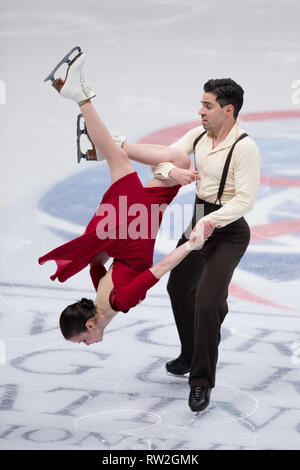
80, 101, 135, 185
123, 143, 193, 187
80, 100, 191, 187
123, 143, 190, 169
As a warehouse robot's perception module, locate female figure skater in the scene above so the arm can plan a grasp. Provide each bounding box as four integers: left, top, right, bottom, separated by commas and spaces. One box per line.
39, 48, 215, 346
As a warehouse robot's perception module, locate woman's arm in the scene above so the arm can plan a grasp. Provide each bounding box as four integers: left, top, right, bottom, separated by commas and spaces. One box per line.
150, 220, 216, 279
108, 221, 215, 313
89, 251, 111, 291
110, 245, 195, 312
150, 240, 193, 279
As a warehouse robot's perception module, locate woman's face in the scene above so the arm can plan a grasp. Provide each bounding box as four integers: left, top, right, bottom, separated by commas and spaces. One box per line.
70, 318, 103, 345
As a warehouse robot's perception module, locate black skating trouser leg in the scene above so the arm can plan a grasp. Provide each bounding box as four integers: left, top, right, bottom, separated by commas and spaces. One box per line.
167, 214, 250, 389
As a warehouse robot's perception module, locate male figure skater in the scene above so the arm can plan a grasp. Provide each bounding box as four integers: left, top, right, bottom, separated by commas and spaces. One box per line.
151, 78, 262, 412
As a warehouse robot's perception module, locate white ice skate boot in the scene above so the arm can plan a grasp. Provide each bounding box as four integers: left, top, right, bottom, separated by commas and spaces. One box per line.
44, 46, 96, 104
77, 114, 127, 163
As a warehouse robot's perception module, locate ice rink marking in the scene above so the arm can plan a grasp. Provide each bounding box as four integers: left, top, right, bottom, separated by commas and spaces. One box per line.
74, 408, 162, 450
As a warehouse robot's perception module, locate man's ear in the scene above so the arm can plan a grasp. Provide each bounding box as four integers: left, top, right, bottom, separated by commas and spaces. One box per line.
225, 104, 234, 117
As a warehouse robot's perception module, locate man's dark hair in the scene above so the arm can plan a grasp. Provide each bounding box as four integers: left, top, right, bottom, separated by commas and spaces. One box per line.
203, 78, 244, 119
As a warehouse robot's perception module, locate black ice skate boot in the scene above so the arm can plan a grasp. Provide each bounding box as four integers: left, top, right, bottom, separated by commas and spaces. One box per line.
188, 386, 211, 412
166, 356, 190, 375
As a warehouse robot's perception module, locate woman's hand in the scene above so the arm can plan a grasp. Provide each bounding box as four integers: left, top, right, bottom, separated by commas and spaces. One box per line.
169, 167, 200, 186
189, 220, 216, 249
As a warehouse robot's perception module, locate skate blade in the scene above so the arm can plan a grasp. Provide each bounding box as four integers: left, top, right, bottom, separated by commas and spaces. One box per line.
165, 371, 189, 379
77, 113, 97, 163
44, 46, 82, 83
77, 113, 88, 163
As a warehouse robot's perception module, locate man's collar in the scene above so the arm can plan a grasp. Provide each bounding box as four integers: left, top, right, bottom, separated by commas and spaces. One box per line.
206, 120, 241, 152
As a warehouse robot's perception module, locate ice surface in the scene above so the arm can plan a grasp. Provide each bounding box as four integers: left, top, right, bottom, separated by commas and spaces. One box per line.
1, 0, 300, 451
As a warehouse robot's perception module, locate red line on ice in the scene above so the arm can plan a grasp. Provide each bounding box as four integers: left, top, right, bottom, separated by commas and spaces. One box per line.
250, 219, 300, 243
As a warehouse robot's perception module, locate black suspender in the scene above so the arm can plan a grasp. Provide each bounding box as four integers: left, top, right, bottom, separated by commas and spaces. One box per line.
192, 131, 248, 206
214, 132, 248, 205
193, 131, 207, 153
192, 131, 207, 184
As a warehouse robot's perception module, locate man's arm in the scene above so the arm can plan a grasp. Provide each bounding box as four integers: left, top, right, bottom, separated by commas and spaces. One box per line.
152, 126, 204, 181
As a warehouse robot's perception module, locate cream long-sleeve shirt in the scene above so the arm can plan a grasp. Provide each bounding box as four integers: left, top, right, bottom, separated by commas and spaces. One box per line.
152, 121, 262, 228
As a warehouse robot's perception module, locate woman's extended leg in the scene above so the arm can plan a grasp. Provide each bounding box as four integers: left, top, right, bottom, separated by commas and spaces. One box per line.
80, 101, 191, 187
80, 101, 135, 185
80, 101, 195, 188
123, 143, 194, 188
80, 101, 190, 170
48, 49, 193, 186
123, 143, 190, 169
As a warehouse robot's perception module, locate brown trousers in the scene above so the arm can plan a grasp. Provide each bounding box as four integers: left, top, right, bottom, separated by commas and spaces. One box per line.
167, 197, 250, 388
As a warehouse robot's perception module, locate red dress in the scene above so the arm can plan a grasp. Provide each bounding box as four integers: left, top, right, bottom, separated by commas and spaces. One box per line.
38, 172, 180, 312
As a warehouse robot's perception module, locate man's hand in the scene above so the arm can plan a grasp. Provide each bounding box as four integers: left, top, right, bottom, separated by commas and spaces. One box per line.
169, 167, 200, 186
189, 220, 216, 249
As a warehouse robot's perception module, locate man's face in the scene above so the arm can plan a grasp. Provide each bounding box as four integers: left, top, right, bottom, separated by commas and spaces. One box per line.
70, 319, 103, 346
198, 92, 233, 131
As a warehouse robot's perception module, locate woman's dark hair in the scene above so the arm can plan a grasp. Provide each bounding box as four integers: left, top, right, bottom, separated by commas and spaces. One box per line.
59, 298, 95, 340
203, 78, 244, 119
